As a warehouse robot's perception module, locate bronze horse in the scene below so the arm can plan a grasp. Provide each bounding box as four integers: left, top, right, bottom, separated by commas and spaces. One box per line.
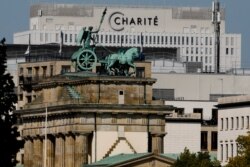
105, 48, 139, 76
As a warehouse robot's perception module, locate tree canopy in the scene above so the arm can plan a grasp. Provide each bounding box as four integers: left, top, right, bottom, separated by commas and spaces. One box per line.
226, 132, 250, 167
173, 148, 221, 167
0, 38, 23, 167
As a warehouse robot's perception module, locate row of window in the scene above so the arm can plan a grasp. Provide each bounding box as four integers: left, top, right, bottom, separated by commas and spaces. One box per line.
40, 32, 217, 47
220, 142, 237, 162
220, 116, 250, 131
186, 55, 213, 64
183, 47, 213, 56
95, 34, 214, 46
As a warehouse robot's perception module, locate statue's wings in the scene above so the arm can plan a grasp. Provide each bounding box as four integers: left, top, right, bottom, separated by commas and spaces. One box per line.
76, 27, 86, 45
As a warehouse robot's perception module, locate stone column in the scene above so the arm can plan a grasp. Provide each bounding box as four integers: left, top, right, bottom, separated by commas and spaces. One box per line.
75, 133, 89, 167
44, 135, 55, 167
24, 137, 33, 167
151, 133, 165, 154
55, 134, 65, 167
65, 133, 75, 167
33, 136, 43, 167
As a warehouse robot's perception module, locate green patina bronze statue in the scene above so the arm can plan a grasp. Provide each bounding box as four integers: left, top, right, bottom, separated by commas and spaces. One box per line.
71, 7, 140, 76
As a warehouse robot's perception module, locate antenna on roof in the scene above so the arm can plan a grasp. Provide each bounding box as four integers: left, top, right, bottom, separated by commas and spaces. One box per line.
212, 0, 221, 73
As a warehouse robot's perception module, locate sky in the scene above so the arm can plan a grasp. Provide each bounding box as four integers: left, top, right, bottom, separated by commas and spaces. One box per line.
0, 0, 250, 68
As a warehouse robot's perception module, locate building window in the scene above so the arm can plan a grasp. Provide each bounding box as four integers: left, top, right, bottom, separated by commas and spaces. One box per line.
200, 37, 204, 45
226, 144, 229, 161
236, 117, 239, 129
242, 116, 244, 129
70, 34, 72, 43
211, 132, 218, 150
226, 37, 229, 45
186, 48, 189, 54
170, 36, 172, 45
27, 96, 32, 103
136, 67, 145, 78
231, 143, 234, 157
201, 48, 204, 55
161, 36, 164, 44
231, 117, 234, 130
212, 109, 218, 124
191, 37, 194, 45
196, 37, 199, 45
178, 36, 180, 45
221, 118, 224, 130
186, 37, 189, 45
61, 65, 71, 74
196, 48, 199, 54
247, 116, 249, 129
210, 37, 212, 45
65, 34, 68, 43
201, 131, 208, 150
226, 118, 229, 130
165, 36, 168, 45
221, 144, 223, 161
50, 65, 53, 77
231, 37, 234, 45
231, 48, 234, 55
182, 36, 184, 45
226, 48, 229, 55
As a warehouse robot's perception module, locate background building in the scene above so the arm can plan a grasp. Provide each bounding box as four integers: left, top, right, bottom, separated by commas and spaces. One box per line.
217, 95, 250, 166
14, 4, 241, 73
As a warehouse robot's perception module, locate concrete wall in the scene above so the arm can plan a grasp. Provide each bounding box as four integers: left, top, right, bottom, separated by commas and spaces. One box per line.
164, 122, 201, 153
153, 73, 250, 101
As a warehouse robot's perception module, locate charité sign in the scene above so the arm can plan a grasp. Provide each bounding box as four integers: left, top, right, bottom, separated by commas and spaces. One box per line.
108, 11, 159, 31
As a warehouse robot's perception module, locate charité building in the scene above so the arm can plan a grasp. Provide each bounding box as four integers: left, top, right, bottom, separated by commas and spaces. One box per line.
15, 43, 175, 167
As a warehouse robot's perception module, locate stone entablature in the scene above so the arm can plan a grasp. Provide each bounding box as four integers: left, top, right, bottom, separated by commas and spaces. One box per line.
16, 103, 173, 167
18, 104, 173, 137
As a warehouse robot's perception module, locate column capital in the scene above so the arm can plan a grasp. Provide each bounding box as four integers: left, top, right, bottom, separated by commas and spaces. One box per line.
151, 132, 167, 137
74, 131, 91, 136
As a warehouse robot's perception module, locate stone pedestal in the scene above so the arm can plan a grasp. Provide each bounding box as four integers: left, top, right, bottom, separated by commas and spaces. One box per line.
75, 133, 89, 167
65, 134, 75, 167
33, 136, 43, 167
24, 137, 33, 167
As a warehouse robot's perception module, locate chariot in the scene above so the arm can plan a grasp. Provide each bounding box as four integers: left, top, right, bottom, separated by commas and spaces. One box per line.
71, 8, 140, 76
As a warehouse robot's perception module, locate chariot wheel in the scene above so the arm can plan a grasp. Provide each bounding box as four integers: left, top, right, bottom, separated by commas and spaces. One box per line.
76, 49, 97, 71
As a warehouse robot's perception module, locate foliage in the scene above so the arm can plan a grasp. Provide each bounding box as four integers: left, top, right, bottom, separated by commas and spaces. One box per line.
173, 148, 221, 167
0, 38, 23, 167
226, 132, 250, 167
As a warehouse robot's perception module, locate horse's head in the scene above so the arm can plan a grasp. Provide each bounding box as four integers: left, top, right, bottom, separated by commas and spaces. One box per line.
125, 47, 139, 59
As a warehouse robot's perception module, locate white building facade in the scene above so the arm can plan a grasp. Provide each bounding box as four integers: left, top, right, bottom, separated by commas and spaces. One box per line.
217, 96, 250, 166
14, 4, 241, 72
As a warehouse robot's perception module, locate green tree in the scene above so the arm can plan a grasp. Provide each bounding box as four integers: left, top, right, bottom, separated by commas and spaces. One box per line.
0, 38, 23, 167
226, 132, 250, 167
173, 148, 221, 167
